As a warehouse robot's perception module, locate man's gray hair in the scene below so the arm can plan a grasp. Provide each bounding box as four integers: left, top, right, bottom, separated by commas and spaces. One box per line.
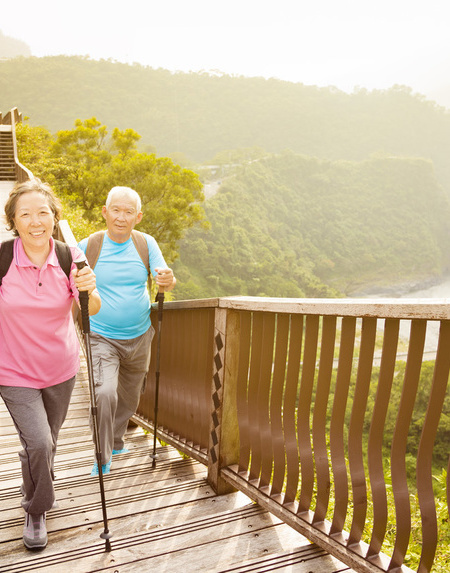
106, 186, 142, 212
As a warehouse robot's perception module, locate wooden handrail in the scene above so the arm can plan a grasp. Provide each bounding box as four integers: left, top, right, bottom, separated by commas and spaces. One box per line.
1, 107, 33, 182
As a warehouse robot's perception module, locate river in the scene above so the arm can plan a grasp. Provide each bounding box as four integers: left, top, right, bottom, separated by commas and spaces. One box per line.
400, 275, 450, 299
372, 275, 450, 353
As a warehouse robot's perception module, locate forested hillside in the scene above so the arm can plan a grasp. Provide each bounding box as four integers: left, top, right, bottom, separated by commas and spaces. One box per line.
3, 54, 450, 298
173, 152, 450, 298
1, 56, 450, 196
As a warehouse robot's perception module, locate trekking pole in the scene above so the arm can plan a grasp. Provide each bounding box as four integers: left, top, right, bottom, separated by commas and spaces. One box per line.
75, 260, 112, 552
150, 286, 165, 468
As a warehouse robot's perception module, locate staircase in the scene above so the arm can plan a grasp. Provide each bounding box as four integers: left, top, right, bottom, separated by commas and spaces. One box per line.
0, 127, 16, 181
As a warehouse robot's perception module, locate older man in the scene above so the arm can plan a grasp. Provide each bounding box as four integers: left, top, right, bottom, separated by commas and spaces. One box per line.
78, 186, 176, 475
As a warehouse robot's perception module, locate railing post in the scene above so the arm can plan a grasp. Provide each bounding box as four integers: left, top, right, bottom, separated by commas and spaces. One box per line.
207, 307, 240, 494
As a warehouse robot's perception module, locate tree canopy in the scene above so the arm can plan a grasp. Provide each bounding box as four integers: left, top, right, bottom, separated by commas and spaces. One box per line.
173, 151, 450, 299
16, 118, 206, 263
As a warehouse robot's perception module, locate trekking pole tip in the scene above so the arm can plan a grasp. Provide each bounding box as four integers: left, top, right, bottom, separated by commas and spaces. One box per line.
101, 530, 113, 552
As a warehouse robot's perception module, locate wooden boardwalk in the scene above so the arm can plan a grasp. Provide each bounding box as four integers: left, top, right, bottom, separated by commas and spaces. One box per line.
0, 360, 353, 573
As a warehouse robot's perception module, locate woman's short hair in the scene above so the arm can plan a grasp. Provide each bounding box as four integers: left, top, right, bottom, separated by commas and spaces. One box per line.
106, 186, 142, 212
4, 178, 62, 237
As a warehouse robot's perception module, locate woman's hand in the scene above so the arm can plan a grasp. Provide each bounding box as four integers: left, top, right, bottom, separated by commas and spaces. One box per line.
72, 265, 97, 295
71, 265, 101, 315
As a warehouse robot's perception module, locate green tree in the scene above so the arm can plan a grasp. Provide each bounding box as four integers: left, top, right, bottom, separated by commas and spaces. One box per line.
16, 118, 207, 263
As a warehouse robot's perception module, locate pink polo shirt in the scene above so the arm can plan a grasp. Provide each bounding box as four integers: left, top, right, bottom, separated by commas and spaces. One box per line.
0, 238, 83, 389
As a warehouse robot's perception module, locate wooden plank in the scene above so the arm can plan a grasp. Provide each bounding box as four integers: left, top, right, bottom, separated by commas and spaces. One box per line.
212, 548, 355, 573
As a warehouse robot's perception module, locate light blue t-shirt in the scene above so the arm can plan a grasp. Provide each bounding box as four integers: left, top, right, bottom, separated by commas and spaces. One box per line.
78, 233, 167, 340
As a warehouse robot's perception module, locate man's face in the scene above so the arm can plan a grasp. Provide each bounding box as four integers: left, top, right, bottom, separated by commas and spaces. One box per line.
102, 194, 143, 243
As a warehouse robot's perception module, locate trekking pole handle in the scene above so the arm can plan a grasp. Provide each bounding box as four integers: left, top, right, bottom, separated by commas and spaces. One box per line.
155, 287, 165, 319
75, 259, 90, 334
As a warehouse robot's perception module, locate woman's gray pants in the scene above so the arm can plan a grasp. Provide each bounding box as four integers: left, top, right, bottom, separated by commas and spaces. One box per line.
0, 376, 76, 515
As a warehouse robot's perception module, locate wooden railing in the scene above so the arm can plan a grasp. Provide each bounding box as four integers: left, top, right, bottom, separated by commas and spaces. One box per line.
132, 296, 449, 573
1, 107, 33, 182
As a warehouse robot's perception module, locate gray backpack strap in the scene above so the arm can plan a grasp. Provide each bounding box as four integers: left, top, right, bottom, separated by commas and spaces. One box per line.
85, 231, 105, 270
131, 230, 152, 292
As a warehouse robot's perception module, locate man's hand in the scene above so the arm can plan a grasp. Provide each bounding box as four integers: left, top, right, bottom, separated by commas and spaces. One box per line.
155, 268, 176, 291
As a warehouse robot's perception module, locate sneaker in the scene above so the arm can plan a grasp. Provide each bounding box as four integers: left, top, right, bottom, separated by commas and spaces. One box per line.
112, 447, 129, 455
90, 457, 112, 477
23, 512, 47, 550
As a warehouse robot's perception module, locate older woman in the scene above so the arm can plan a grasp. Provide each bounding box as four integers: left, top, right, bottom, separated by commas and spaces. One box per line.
0, 178, 101, 550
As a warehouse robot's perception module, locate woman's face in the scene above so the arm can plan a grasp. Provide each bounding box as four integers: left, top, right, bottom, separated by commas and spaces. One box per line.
13, 191, 55, 253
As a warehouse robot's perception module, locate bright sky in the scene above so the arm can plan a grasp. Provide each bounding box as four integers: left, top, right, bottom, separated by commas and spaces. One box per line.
2, 0, 449, 106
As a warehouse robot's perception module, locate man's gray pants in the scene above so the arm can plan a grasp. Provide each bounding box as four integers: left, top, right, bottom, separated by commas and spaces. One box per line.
0, 376, 76, 515
89, 326, 154, 465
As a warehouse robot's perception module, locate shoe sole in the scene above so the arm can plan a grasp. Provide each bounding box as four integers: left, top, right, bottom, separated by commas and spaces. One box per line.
24, 538, 48, 550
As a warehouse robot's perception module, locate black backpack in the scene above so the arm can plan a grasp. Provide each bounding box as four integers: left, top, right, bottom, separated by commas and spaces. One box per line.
0, 239, 73, 286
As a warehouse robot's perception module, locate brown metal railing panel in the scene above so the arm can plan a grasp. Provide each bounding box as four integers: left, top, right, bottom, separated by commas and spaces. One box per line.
247, 312, 264, 482
313, 315, 337, 524
180, 309, 195, 444
347, 317, 377, 547
367, 318, 400, 557
269, 313, 290, 498
202, 309, 216, 450
283, 314, 304, 504
139, 307, 215, 452
330, 316, 356, 535
389, 319, 426, 570
416, 320, 450, 572
258, 313, 276, 489
159, 309, 183, 434
143, 309, 176, 435
184, 307, 215, 448
236, 311, 252, 472
297, 314, 320, 515
185, 308, 215, 449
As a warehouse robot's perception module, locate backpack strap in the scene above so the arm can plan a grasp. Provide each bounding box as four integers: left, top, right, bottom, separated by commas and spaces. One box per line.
54, 240, 73, 281
0, 239, 14, 287
131, 230, 152, 292
85, 231, 106, 270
